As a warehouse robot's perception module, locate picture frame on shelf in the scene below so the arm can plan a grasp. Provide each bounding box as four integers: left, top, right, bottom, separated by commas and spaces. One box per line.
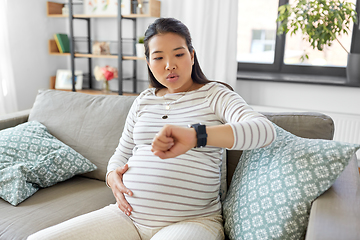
55, 69, 83, 90
83, 0, 128, 15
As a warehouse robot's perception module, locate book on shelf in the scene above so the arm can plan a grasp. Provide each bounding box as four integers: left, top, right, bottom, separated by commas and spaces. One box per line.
54, 33, 70, 53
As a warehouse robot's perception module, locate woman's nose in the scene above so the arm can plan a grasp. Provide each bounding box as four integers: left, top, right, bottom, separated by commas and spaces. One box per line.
166, 60, 176, 70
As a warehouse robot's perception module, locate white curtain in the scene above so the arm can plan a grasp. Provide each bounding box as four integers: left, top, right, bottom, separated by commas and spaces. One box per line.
0, 0, 18, 115
160, 0, 238, 89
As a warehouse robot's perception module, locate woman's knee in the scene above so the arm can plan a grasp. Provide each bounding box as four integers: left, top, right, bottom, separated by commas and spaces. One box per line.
151, 215, 224, 240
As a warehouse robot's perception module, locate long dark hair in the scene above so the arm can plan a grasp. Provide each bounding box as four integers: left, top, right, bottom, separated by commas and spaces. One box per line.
144, 18, 233, 91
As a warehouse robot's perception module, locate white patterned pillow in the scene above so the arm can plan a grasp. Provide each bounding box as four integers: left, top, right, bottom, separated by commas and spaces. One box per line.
0, 121, 97, 206
223, 124, 359, 240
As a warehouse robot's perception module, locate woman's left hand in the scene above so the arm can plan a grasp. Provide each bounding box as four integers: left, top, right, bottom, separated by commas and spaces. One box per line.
151, 124, 197, 159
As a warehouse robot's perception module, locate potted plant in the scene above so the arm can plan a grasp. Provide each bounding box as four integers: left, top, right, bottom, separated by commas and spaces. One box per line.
276, 0, 358, 85
136, 36, 145, 58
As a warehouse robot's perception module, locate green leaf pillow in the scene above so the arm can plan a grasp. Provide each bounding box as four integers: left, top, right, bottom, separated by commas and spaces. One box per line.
223, 124, 359, 240
0, 121, 97, 206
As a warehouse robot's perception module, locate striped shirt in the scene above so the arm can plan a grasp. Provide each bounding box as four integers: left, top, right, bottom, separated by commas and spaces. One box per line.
107, 82, 276, 227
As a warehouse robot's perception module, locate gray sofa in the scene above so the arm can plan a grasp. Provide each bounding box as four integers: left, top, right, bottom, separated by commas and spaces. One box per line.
0, 90, 359, 240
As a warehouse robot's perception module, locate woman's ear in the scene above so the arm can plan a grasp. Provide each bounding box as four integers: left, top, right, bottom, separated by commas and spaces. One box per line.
191, 50, 195, 65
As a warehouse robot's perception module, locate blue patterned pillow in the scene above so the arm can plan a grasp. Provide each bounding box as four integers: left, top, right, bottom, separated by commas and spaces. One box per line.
0, 121, 97, 206
223, 124, 359, 240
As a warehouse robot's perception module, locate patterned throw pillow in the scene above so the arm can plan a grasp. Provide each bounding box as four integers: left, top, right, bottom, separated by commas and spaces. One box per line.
0, 121, 97, 206
223, 124, 359, 240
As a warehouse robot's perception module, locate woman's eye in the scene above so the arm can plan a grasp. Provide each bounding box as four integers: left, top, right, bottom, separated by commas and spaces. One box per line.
176, 53, 184, 57
153, 57, 163, 60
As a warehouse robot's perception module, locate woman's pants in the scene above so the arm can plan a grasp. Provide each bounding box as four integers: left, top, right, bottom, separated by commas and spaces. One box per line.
27, 204, 225, 240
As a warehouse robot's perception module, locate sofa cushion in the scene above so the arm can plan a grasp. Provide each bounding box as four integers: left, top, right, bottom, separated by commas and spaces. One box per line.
223, 124, 359, 240
0, 109, 30, 130
261, 112, 334, 140
226, 112, 335, 189
28, 90, 137, 181
0, 121, 97, 206
0, 176, 115, 239
305, 155, 360, 240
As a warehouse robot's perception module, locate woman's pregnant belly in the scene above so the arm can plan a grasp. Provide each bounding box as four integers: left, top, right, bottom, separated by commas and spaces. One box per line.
122, 146, 221, 227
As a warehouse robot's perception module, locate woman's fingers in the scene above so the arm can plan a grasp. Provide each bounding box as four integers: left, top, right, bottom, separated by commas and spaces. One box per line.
115, 163, 129, 175
114, 190, 132, 216
113, 181, 133, 213
151, 132, 174, 152
115, 165, 133, 196
109, 165, 133, 215
151, 140, 174, 152
153, 140, 187, 159
151, 125, 196, 159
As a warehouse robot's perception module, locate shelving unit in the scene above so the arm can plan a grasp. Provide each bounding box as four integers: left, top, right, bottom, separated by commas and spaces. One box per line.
49, 39, 145, 60
46, 0, 160, 95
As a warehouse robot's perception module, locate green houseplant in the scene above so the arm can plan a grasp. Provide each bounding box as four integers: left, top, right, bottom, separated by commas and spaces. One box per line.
136, 36, 145, 58
138, 36, 145, 44
276, 0, 359, 85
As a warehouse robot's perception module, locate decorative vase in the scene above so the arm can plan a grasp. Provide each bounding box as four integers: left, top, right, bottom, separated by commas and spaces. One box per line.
346, 53, 360, 86
136, 43, 145, 58
101, 80, 110, 94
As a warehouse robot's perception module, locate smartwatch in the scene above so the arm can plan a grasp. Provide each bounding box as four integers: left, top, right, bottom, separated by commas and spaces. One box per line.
189, 123, 207, 148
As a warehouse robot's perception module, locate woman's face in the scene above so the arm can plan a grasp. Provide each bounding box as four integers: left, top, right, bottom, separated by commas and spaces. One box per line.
147, 32, 194, 94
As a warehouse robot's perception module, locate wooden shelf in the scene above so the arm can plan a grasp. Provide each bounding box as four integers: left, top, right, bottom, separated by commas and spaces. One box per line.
46, 2, 64, 16
47, 14, 156, 18
74, 54, 146, 60
123, 56, 146, 60
48, 13, 158, 18
49, 76, 139, 96
55, 89, 119, 95
74, 89, 139, 96
46, 2, 118, 18
49, 40, 146, 60
46, 0, 160, 18
51, 88, 137, 96
75, 53, 118, 59
47, 14, 67, 18
48, 39, 70, 55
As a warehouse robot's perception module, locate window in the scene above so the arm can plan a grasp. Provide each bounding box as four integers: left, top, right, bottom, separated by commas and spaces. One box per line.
239, 29, 276, 64
237, 1, 279, 65
237, 0, 360, 84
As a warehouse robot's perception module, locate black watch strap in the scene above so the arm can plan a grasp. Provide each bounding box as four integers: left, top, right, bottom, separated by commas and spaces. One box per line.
190, 123, 207, 148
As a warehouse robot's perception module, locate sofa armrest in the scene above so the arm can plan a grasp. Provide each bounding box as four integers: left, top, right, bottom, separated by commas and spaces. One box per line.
0, 109, 30, 130
305, 154, 360, 240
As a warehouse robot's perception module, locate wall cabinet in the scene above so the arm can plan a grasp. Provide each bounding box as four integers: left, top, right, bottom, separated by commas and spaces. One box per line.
46, 0, 160, 95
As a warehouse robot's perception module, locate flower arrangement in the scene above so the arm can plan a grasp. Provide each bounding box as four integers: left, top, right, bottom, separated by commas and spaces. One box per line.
94, 65, 118, 93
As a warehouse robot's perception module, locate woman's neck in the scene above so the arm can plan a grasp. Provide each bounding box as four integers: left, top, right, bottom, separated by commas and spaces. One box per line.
156, 82, 205, 97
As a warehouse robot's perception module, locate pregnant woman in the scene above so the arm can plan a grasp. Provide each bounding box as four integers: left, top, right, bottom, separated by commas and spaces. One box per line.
28, 18, 276, 240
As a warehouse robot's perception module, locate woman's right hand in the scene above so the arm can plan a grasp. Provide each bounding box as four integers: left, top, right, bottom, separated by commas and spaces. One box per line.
107, 164, 133, 216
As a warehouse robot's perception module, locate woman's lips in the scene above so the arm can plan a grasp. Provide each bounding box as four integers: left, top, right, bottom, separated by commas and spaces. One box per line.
166, 73, 179, 82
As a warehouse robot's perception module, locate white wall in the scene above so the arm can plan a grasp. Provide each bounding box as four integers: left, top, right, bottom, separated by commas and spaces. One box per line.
237, 80, 360, 116
7, 0, 68, 111
7, 0, 153, 111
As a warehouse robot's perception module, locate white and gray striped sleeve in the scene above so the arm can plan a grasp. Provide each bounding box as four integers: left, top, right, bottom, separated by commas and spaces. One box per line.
208, 84, 276, 150
107, 97, 138, 174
